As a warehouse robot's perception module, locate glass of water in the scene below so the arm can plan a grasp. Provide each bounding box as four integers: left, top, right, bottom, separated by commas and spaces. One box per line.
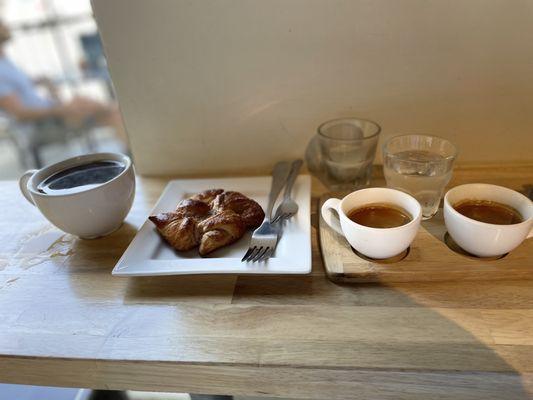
305, 118, 381, 191
383, 134, 458, 219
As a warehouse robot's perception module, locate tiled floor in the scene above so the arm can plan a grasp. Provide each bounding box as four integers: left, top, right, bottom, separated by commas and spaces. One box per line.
0, 386, 295, 400
0, 384, 86, 400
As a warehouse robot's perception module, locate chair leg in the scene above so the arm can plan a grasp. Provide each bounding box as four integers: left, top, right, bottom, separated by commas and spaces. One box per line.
29, 146, 43, 169
84, 130, 97, 152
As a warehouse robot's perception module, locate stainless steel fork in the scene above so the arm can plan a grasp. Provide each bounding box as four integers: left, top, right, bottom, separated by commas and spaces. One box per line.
241, 161, 291, 262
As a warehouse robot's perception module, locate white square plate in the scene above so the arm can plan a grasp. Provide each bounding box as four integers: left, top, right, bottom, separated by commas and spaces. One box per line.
113, 176, 311, 276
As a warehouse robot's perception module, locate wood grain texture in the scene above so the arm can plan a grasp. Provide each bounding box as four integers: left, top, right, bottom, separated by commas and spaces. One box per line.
3, 358, 531, 400
1, 164, 533, 399
319, 197, 533, 283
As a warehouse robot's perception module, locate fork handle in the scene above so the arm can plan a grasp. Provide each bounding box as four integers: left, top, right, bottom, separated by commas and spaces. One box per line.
266, 161, 291, 221
283, 159, 303, 199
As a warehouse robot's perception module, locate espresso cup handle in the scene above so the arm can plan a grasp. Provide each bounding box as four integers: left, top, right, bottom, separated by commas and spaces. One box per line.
321, 198, 344, 236
19, 169, 37, 205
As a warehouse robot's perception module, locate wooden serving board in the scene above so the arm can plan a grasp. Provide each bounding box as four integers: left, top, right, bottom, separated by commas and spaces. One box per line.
318, 194, 533, 283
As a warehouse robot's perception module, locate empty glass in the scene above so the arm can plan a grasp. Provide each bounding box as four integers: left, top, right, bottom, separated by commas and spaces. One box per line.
305, 118, 381, 191
383, 134, 458, 219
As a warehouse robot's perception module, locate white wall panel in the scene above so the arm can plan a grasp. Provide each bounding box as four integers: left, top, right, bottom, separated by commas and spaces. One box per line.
93, 0, 533, 175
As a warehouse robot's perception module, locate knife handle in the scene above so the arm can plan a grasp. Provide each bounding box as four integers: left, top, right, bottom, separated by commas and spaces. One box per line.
283, 159, 303, 199
266, 161, 291, 221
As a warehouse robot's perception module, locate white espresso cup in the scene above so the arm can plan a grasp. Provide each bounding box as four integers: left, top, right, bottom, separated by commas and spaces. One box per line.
444, 184, 533, 257
19, 152, 135, 239
321, 188, 422, 259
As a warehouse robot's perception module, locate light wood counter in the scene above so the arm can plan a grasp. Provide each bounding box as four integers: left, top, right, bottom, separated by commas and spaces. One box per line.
1, 164, 532, 399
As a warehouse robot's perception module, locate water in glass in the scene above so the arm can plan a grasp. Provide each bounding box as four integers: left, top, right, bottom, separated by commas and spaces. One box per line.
383, 135, 457, 219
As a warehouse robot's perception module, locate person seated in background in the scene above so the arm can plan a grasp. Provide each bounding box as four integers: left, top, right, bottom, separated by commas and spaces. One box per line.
0, 20, 127, 143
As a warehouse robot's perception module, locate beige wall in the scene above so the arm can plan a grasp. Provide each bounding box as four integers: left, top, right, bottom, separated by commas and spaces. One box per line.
93, 0, 533, 176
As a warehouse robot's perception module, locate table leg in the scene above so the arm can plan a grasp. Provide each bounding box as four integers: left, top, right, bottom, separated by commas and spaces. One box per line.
88, 390, 129, 400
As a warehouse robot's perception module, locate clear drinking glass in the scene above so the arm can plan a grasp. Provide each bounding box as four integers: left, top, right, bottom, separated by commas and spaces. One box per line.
305, 118, 381, 191
383, 134, 458, 219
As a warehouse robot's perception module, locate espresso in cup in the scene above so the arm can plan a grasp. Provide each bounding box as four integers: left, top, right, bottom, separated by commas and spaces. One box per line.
444, 184, 532, 257
321, 188, 421, 259
453, 200, 523, 225
348, 203, 412, 228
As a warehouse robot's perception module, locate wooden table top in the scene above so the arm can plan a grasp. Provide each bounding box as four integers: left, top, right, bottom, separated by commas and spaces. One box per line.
1, 164, 532, 400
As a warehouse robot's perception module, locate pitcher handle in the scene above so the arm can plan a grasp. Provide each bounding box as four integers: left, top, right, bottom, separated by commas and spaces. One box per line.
19, 169, 37, 205
321, 198, 344, 236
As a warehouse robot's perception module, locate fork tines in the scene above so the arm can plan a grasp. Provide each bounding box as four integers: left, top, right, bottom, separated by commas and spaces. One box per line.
241, 220, 279, 262
241, 246, 273, 262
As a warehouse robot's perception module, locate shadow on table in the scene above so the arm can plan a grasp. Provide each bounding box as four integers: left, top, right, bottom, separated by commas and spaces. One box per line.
229, 272, 532, 398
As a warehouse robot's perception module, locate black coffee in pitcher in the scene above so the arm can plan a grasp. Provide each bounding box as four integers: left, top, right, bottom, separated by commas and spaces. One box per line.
37, 160, 125, 195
